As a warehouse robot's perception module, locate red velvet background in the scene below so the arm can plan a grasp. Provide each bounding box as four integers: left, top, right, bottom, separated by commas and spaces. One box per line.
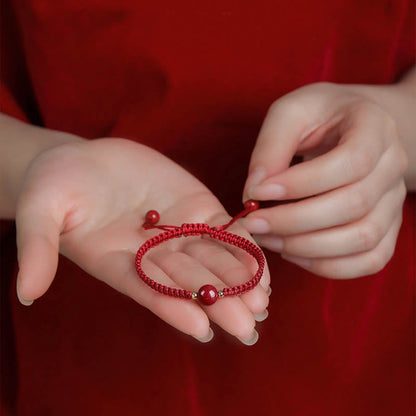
1, 0, 415, 415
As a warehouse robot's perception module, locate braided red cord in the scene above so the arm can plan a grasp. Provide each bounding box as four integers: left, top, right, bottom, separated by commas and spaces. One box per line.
135, 201, 265, 304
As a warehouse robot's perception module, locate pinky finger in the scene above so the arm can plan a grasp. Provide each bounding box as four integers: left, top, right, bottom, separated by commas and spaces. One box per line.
281, 213, 403, 279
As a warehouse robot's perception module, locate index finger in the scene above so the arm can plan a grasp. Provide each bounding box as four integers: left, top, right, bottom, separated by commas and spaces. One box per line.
248, 102, 392, 201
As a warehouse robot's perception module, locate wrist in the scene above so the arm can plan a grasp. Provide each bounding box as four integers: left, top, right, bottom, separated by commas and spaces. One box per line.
0, 114, 84, 218
345, 74, 416, 190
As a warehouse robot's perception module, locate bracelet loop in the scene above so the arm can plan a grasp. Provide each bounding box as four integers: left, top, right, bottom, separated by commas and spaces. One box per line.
135, 201, 265, 305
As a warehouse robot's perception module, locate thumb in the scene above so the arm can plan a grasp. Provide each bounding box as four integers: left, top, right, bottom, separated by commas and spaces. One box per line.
15, 202, 60, 305
243, 89, 330, 201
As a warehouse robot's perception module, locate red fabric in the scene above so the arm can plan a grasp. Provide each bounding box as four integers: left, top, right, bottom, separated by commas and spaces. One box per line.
1, 0, 415, 415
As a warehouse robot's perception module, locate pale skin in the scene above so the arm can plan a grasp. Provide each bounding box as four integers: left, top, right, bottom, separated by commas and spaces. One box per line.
1, 67, 415, 345
242, 69, 416, 278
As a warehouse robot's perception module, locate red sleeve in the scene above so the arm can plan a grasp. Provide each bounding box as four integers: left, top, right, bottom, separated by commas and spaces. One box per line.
393, 0, 416, 79
0, 0, 39, 122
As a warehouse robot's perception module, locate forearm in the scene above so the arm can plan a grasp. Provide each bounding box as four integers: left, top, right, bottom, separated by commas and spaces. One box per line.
0, 114, 83, 218
349, 66, 416, 190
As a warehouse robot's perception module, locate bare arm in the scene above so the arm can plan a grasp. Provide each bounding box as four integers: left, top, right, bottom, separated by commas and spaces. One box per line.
350, 66, 416, 190
0, 114, 82, 218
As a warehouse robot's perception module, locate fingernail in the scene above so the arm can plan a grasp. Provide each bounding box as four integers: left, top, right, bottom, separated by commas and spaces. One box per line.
193, 327, 214, 343
237, 329, 259, 346
266, 286, 272, 296
281, 254, 312, 268
16, 278, 33, 306
248, 183, 286, 200
254, 309, 269, 322
243, 218, 271, 234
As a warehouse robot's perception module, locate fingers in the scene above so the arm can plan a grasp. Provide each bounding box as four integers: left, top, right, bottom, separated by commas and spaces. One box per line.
243, 143, 406, 236
150, 249, 258, 342
182, 239, 269, 315
242, 85, 407, 281
203, 211, 271, 291
15, 209, 60, 304
280, 211, 403, 279
92, 236, 268, 345
243, 83, 344, 199
254, 181, 406, 258
243, 110, 305, 197
246, 102, 395, 201
94, 250, 212, 340
134, 263, 213, 340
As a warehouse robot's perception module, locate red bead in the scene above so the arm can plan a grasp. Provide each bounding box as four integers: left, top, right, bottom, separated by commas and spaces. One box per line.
244, 200, 259, 211
145, 210, 160, 225
198, 285, 219, 305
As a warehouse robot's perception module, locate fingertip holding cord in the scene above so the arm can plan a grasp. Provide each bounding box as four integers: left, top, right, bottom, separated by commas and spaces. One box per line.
244, 167, 286, 201
244, 167, 267, 195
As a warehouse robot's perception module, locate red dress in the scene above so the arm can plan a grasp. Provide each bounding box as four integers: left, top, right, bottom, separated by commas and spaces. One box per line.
1, 1, 415, 415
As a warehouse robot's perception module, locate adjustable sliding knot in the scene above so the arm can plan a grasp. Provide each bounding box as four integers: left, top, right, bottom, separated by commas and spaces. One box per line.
135, 200, 264, 305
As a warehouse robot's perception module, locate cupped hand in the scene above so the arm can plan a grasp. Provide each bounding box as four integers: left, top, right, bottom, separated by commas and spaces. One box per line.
15, 138, 270, 343
242, 82, 408, 279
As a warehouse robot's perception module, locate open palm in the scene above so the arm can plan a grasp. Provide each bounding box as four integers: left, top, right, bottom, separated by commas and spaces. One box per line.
16, 138, 270, 343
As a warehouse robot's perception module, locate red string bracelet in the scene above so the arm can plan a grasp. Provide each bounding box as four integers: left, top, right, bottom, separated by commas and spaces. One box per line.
135, 200, 265, 305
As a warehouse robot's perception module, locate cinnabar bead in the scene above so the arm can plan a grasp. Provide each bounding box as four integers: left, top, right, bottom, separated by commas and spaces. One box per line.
198, 285, 219, 305
244, 200, 259, 211
145, 210, 160, 225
